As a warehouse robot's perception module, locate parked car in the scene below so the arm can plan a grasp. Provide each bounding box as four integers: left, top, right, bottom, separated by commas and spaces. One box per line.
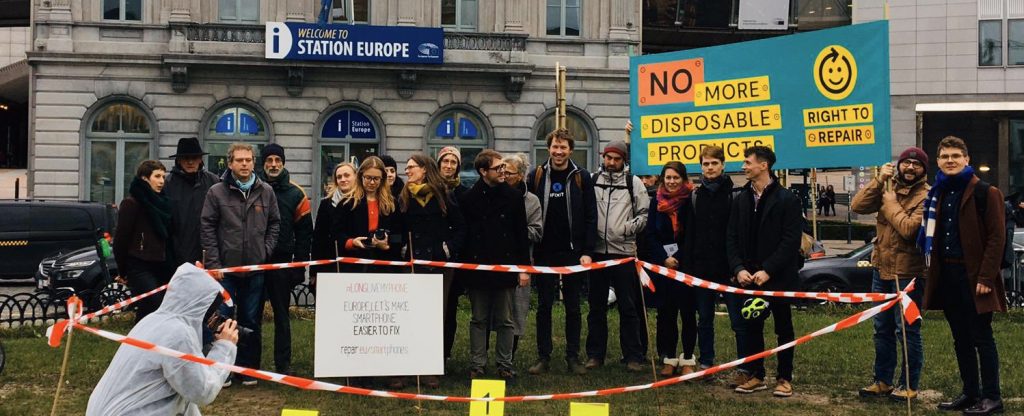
35, 244, 118, 294
0, 200, 117, 280
798, 242, 875, 295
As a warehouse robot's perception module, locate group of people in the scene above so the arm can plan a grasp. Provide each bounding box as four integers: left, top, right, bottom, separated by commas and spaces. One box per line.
91, 130, 1009, 415
816, 184, 838, 216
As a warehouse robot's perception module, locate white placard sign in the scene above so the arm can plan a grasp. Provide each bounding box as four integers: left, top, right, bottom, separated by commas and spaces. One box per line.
738, 0, 790, 30
314, 273, 444, 378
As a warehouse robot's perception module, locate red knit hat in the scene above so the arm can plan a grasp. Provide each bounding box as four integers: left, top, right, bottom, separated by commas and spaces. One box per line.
898, 146, 928, 167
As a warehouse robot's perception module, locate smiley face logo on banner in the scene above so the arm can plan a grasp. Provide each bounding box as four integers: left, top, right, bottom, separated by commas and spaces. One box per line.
813, 45, 857, 100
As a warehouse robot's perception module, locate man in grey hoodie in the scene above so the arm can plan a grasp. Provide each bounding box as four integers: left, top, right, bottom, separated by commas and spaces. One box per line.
585, 140, 649, 372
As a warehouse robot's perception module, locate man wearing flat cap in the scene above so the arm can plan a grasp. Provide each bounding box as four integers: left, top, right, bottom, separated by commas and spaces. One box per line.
165, 137, 220, 265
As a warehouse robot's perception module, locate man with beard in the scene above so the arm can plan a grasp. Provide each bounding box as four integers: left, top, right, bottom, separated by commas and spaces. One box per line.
851, 147, 930, 402
259, 144, 312, 375
164, 137, 220, 265
585, 140, 648, 372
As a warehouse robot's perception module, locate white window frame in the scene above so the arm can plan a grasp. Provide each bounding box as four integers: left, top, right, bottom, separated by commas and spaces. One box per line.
102, 0, 142, 22
219, 0, 261, 24
84, 101, 155, 204
978, 0, 1024, 67
441, 0, 478, 32
547, 0, 581, 37
328, 0, 370, 24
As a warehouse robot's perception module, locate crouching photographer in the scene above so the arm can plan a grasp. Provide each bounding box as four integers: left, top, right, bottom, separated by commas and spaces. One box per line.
87, 263, 239, 416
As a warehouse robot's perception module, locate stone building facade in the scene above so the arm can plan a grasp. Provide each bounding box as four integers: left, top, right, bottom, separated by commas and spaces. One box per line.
28, 0, 639, 205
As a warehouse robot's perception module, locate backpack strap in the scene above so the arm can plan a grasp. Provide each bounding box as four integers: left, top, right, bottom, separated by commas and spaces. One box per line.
592, 171, 637, 215
532, 166, 544, 192
974, 180, 990, 217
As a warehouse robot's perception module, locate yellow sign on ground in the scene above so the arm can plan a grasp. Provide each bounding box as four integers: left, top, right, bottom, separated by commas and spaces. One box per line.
281, 410, 319, 416
695, 76, 771, 107
570, 402, 610, 416
647, 136, 775, 165
469, 379, 506, 416
640, 105, 782, 139
805, 125, 875, 147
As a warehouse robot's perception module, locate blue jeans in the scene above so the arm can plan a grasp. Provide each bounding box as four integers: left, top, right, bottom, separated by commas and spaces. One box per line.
219, 272, 265, 372
871, 271, 925, 390
725, 293, 750, 373
693, 288, 718, 367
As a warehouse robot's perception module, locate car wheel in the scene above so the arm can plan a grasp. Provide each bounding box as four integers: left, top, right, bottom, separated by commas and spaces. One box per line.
809, 278, 849, 307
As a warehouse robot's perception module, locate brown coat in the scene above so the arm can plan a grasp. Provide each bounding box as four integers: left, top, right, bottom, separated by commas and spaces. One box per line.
922, 176, 1007, 314
112, 197, 168, 272
851, 176, 929, 280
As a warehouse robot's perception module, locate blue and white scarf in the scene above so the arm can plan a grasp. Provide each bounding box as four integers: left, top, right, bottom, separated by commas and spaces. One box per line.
916, 165, 974, 265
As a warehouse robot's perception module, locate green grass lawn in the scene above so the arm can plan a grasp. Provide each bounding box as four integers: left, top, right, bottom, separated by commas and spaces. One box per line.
1, 302, 1021, 416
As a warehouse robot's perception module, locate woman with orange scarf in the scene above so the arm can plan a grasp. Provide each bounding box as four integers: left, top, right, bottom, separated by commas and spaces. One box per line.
642, 161, 698, 377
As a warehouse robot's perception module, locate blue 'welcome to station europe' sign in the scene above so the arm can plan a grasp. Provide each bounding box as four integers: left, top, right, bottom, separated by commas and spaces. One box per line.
265, 22, 444, 65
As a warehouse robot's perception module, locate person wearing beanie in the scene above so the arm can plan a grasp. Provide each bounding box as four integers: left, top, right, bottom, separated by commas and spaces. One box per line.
164, 137, 220, 265
851, 146, 931, 401
381, 155, 405, 199
258, 143, 312, 376
435, 145, 469, 365
585, 139, 649, 373
437, 146, 468, 198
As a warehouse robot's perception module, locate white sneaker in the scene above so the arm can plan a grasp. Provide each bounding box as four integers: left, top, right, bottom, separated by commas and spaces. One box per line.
222, 378, 233, 388
241, 378, 258, 387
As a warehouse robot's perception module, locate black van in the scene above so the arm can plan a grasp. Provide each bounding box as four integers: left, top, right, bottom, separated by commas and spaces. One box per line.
0, 200, 117, 279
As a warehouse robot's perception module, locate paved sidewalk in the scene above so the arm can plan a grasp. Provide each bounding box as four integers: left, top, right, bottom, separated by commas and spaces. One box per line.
0, 169, 27, 199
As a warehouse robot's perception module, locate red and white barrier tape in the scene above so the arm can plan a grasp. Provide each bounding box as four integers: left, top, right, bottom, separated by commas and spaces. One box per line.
207, 257, 634, 276
50, 281, 917, 402
638, 260, 899, 304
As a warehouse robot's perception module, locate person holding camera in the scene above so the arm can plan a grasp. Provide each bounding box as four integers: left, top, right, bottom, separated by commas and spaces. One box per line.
87, 263, 239, 416
335, 156, 403, 271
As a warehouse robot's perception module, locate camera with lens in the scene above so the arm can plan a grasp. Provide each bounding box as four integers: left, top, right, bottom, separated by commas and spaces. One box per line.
371, 228, 389, 241
207, 312, 254, 337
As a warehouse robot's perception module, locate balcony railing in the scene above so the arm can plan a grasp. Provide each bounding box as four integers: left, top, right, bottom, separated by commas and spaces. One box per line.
171, 23, 527, 52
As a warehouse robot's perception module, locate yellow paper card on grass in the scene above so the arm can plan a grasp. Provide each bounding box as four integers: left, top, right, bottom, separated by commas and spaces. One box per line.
570, 402, 610, 416
469, 379, 506, 416
281, 410, 319, 416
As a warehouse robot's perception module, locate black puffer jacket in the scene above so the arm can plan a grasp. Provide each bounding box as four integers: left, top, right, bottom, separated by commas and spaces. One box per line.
682, 176, 735, 283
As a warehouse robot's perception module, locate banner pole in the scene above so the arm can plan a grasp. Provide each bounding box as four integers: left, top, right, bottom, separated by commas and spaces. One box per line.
811, 168, 819, 240
634, 261, 663, 416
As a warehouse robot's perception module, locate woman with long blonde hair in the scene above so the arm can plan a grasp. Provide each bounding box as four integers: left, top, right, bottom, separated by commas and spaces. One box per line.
335, 157, 402, 267
310, 162, 359, 283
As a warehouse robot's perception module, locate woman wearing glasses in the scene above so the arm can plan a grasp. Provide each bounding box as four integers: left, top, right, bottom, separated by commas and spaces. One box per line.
335, 156, 403, 270
399, 153, 466, 389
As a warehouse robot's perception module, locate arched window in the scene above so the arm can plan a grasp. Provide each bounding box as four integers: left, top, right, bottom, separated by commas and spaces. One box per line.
426, 107, 490, 184
203, 104, 270, 177
315, 106, 383, 199
85, 101, 155, 204
533, 110, 596, 171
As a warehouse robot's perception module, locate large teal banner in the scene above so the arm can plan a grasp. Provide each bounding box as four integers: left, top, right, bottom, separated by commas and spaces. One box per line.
629, 21, 891, 175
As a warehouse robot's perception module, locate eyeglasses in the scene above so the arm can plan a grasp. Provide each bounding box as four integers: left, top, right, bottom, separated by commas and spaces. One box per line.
899, 160, 924, 168
362, 176, 383, 183
503, 170, 520, 177
486, 164, 506, 172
